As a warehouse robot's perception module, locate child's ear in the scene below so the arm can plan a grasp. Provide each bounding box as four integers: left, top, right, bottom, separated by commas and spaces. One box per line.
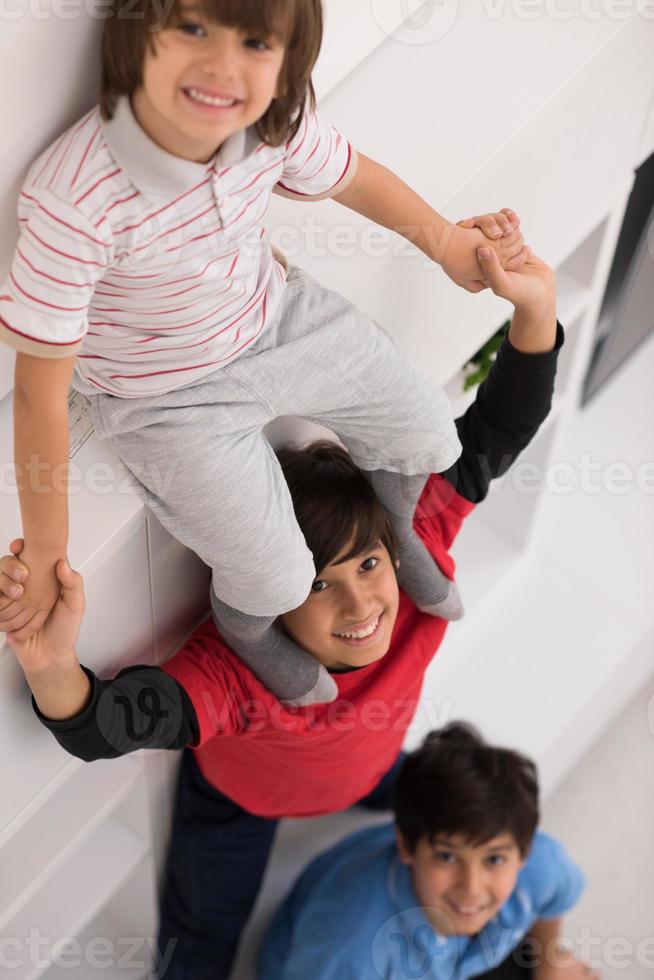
395, 826, 413, 866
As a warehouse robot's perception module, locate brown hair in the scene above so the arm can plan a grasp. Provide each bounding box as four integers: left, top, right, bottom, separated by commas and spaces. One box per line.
99, 0, 323, 146
276, 441, 400, 575
394, 722, 540, 857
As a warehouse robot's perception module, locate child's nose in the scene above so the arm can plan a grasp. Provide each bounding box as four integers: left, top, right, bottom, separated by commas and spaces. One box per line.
340, 585, 372, 620
202, 36, 241, 79
457, 865, 484, 900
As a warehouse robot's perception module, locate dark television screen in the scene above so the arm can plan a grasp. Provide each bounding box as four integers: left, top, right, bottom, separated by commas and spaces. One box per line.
583, 150, 654, 406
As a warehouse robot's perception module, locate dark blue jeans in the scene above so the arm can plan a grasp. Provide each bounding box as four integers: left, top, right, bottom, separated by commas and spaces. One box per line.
155, 749, 407, 980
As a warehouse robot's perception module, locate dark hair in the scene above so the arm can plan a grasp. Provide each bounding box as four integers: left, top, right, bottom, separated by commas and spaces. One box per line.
99, 0, 323, 146
394, 722, 539, 857
276, 441, 399, 574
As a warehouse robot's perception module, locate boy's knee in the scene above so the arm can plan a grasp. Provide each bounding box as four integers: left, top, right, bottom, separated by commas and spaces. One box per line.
212, 547, 315, 618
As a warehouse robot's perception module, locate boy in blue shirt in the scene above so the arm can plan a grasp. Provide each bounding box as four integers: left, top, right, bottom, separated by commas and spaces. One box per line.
258, 723, 598, 980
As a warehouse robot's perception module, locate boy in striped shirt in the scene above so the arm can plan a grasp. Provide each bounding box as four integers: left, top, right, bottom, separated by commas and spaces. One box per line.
0, 0, 528, 704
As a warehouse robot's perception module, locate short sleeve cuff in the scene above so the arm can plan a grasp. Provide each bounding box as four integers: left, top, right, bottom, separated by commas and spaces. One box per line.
275, 146, 359, 203
0, 316, 85, 359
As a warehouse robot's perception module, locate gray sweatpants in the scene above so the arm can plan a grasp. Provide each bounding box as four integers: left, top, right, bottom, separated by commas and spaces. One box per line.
88, 266, 461, 617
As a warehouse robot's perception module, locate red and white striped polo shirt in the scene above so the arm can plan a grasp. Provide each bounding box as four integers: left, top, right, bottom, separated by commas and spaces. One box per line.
0, 96, 357, 397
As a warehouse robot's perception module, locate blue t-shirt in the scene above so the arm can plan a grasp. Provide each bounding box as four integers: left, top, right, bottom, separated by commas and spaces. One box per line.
257, 825, 584, 980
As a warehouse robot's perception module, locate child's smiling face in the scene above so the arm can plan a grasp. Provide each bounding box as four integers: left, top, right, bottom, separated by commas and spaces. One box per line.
396, 831, 525, 937
132, 5, 286, 162
280, 541, 401, 671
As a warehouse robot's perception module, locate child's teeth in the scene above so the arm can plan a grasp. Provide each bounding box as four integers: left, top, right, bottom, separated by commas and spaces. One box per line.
335, 617, 379, 639
187, 88, 236, 107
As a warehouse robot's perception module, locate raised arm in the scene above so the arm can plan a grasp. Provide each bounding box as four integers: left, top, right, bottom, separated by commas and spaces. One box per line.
332, 151, 528, 291
443, 248, 561, 504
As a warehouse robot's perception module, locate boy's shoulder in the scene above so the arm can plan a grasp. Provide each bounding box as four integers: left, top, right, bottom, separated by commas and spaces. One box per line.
284, 823, 397, 941
161, 616, 288, 736
414, 473, 476, 570
260, 827, 393, 980
162, 616, 268, 694
513, 830, 586, 920
21, 104, 118, 219
302, 823, 396, 884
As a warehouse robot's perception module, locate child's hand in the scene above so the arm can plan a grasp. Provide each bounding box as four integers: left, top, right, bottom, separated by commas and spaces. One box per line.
0, 539, 85, 676
0, 541, 61, 641
442, 208, 528, 292
475, 245, 556, 316
458, 207, 521, 241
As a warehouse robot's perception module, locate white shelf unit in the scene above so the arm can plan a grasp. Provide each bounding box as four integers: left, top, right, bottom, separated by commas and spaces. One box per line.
1, 777, 157, 980
410, 176, 645, 779
41, 859, 155, 980
0, 757, 141, 930
446, 218, 597, 611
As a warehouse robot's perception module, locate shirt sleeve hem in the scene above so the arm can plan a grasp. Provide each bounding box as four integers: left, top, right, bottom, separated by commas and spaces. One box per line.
503, 320, 565, 365
273, 146, 359, 203
31, 664, 99, 731
0, 319, 84, 359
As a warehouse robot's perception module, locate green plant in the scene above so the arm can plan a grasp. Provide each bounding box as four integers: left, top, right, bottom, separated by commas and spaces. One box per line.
462, 320, 510, 391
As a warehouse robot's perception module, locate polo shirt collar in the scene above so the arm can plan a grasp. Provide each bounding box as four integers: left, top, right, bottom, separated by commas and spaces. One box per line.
101, 95, 260, 197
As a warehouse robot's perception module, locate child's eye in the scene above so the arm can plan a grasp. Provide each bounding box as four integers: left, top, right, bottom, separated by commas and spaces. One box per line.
243, 37, 270, 52
310, 579, 328, 594
177, 22, 206, 38
360, 556, 379, 572
486, 855, 506, 867
435, 851, 456, 864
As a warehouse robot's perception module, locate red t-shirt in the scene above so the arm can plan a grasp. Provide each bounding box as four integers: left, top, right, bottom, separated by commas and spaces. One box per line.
162, 474, 474, 818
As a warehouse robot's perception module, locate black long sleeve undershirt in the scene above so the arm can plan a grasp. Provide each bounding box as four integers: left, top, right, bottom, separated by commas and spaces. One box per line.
444, 321, 564, 503
33, 322, 564, 759
32, 664, 199, 760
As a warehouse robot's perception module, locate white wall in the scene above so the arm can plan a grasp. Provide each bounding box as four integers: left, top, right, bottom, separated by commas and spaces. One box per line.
0, 10, 105, 399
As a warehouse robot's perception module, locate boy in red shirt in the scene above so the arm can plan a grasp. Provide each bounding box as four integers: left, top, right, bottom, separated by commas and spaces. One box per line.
1, 247, 561, 979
